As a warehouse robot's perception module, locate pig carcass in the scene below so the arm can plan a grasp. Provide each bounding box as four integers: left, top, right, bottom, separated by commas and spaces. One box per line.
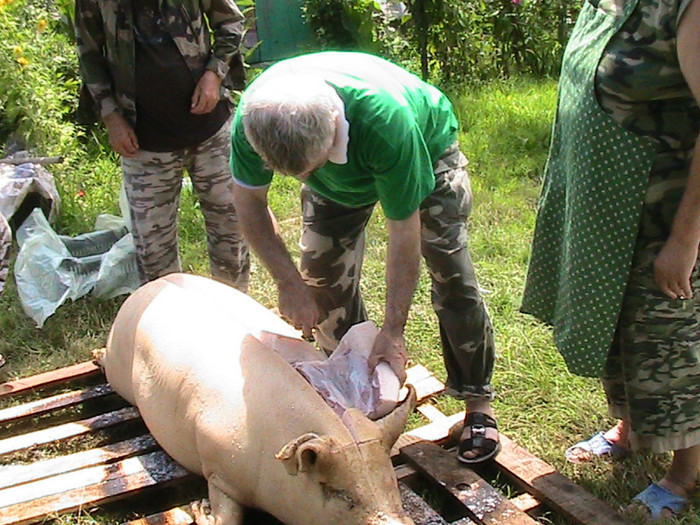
100, 273, 417, 525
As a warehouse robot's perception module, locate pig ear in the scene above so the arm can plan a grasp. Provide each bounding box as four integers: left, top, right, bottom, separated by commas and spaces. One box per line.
375, 384, 417, 451
275, 433, 328, 476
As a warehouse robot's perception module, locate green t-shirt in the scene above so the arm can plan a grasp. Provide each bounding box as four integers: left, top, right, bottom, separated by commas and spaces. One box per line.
231, 51, 458, 220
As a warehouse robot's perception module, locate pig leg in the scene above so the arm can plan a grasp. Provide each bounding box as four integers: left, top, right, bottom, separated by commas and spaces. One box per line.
190, 480, 244, 525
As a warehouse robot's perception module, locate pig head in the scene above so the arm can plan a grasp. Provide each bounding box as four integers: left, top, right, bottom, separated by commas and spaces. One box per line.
102, 273, 417, 525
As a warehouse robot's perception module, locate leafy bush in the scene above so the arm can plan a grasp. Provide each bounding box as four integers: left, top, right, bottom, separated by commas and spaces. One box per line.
301, 0, 406, 56
0, 0, 123, 233
0, 0, 80, 152
302, 0, 582, 85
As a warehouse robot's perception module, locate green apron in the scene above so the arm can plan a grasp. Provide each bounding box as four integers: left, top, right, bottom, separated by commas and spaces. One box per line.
521, 0, 657, 377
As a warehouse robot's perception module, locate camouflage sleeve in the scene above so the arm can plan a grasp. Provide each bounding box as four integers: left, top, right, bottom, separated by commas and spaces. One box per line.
74, 0, 120, 119
203, 0, 244, 81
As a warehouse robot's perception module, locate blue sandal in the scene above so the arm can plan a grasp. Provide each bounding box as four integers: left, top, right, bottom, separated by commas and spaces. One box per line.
565, 431, 628, 463
630, 482, 688, 520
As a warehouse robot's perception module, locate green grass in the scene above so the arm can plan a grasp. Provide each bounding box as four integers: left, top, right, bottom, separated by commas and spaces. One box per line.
1, 76, 696, 524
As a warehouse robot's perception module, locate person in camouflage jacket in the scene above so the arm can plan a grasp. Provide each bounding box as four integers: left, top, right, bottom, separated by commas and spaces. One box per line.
74, 0, 249, 290
75, 0, 245, 126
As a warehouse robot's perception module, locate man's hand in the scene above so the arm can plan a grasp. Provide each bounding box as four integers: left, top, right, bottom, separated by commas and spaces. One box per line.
191, 70, 222, 115
103, 111, 139, 157
368, 329, 408, 384
277, 279, 321, 339
654, 237, 698, 299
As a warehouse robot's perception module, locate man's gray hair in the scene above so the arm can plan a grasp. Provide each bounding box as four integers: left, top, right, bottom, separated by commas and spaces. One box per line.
242, 75, 337, 176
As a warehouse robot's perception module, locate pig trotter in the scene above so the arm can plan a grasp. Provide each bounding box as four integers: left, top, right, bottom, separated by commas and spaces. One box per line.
190, 499, 215, 525
91, 347, 106, 367
190, 481, 245, 525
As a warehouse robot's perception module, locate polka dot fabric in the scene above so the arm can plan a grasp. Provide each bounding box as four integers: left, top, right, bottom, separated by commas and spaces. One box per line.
521, 0, 656, 377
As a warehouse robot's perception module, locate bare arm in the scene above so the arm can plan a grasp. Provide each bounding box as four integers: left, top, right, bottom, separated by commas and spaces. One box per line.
368, 210, 422, 383
233, 184, 321, 337
654, 0, 700, 299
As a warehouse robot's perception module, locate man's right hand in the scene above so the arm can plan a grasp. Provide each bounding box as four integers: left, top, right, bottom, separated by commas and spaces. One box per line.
103, 112, 139, 157
277, 279, 321, 340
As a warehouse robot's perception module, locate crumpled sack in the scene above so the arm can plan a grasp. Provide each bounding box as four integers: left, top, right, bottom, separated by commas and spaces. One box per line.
0, 211, 10, 295
14, 208, 140, 327
0, 162, 60, 230
294, 321, 402, 420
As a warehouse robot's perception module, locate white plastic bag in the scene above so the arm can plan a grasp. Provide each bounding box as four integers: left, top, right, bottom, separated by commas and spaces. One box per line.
0, 162, 60, 229
294, 321, 402, 420
14, 209, 140, 327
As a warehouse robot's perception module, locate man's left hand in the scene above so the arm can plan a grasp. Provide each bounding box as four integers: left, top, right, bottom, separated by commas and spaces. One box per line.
368, 329, 408, 384
191, 70, 222, 114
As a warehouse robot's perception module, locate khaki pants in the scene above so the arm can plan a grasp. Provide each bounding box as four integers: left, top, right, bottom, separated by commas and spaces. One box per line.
121, 117, 249, 291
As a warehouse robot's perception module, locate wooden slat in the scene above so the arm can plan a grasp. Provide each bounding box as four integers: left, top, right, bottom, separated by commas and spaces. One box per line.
509, 493, 540, 514
0, 361, 101, 398
0, 434, 158, 490
0, 451, 194, 525
407, 412, 462, 442
495, 434, 634, 525
120, 507, 194, 525
0, 407, 140, 457
406, 365, 445, 402
0, 361, 438, 404
416, 403, 449, 422
402, 441, 538, 525
405, 410, 631, 525
119, 484, 467, 525
0, 360, 630, 525
391, 432, 424, 457
0, 384, 114, 425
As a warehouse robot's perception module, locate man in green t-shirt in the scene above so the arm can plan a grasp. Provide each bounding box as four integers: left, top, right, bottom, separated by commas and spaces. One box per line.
232, 51, 499, 464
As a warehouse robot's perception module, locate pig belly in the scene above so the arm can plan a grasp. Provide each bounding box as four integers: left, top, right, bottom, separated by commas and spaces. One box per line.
106, 277, 252, 476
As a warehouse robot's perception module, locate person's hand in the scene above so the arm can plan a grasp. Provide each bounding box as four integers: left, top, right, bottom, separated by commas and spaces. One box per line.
103, 111, 139, 157
277, 280, 321, 339
368, 329, 407, 384
191, 70, 222, 115
654, 236, 698, 299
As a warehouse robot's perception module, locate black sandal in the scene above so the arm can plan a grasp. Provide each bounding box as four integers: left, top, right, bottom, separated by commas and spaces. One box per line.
457, 412, 501, 465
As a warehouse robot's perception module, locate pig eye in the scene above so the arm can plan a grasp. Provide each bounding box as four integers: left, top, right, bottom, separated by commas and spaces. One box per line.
321, 484, 357, 509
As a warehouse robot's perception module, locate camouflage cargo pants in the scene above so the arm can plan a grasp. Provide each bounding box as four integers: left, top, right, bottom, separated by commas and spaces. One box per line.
300, 142, 496, 399
604, 245, 700, 453
603, 149, 700, 453
122, 117, 249, 291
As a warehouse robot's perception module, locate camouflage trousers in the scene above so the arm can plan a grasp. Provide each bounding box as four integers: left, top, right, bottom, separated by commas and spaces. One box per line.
0, 212, 9, 295
121, 117, 249, 291
603, 149, 700, 453
300, 142, 496, 400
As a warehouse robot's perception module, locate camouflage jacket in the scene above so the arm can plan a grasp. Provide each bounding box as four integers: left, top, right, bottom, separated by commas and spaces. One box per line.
74, 0, 245, 125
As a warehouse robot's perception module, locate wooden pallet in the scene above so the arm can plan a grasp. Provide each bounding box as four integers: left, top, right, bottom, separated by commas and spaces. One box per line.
0, 361, 632, 525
